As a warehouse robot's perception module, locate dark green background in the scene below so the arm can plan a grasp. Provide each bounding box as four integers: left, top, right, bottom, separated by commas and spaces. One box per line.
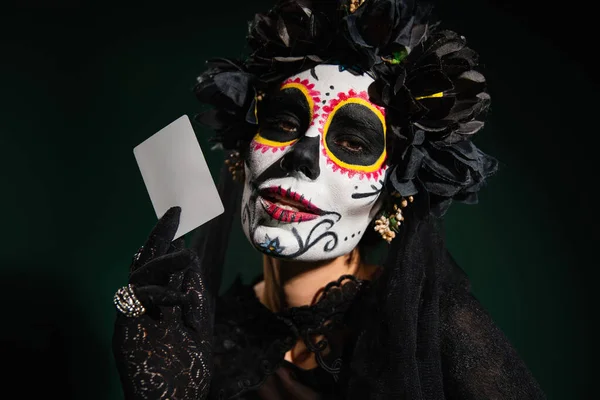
1, 1, 595, 398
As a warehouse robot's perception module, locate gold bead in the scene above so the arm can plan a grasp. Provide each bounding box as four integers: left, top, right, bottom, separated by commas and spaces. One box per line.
401, 199, 408, 208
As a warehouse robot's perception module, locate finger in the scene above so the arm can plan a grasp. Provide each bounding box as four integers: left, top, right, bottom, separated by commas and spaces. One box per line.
169, 237, 186, 252
130, 236, 183, 272
129, 249, 197, 286
136, 206, 182, 266
134, 285, 186, 307
128, 245, 146, 273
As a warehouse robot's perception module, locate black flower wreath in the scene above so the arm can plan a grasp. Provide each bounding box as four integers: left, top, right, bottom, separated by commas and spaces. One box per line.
194, 0, 497, 216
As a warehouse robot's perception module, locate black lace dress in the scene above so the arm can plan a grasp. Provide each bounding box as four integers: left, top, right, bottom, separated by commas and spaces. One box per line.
113, 205, 547, 399
210, 275, 367, 399
208, 259, 546, 399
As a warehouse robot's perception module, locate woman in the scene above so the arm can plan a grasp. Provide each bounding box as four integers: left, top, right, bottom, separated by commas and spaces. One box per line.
112, 0, 546, 398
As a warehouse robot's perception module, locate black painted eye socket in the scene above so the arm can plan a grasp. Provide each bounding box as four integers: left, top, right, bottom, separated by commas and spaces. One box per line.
256, 87, 311, 144
324, 102, 385, 167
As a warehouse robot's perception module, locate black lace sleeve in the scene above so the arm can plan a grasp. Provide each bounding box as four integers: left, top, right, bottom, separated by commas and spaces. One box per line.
112, 207, 214, 400
440, 264, 546, 399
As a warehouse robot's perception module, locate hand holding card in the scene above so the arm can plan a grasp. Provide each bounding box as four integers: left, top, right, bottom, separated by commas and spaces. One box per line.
133, 115, 224, 240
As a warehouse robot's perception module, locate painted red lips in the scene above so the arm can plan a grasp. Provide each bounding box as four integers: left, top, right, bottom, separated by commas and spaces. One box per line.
258, 186, 323, 223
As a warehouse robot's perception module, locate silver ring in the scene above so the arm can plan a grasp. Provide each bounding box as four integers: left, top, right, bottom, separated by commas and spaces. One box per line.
114, 284, 146, 317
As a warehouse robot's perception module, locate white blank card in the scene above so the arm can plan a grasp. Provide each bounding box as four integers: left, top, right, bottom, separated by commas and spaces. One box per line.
133, 115, 224, 239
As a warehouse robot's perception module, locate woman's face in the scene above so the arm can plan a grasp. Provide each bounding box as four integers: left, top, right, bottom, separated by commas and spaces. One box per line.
241, 64, 388, 261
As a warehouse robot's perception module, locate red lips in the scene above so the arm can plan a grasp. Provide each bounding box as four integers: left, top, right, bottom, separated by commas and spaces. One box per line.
258, 186, 323, 223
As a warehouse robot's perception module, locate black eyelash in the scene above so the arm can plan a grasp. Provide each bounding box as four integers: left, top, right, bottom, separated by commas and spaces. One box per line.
262, 114, 301, 132
263, 110, 298, 123
334, 137, 368, 153
264, 119, 298, 131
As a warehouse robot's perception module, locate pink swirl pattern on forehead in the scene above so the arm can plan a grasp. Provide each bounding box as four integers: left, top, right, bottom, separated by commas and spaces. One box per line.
281, 77, 322, 126
319, 89, 387, 180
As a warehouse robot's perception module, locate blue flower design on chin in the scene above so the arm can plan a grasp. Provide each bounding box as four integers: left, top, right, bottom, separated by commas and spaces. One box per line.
258, 234, 285, 255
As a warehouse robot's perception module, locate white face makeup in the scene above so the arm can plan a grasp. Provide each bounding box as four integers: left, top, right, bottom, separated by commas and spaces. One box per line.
241, 64, 388, 261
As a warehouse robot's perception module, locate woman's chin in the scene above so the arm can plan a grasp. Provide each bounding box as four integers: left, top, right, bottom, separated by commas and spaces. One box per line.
250, 225, 298, 258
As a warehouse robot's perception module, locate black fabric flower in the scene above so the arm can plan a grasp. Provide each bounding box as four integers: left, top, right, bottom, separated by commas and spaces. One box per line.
247, 0, 337, 60
245, 0, 339, 83
194, 0, 497, 216
193, 59, 260, 150
344, 0, 430, 69
387, 129, 498, 216
368, 29, 496, 215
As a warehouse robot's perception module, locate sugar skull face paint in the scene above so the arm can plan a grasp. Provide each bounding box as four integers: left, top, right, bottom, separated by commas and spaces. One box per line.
241, 64, 388, 261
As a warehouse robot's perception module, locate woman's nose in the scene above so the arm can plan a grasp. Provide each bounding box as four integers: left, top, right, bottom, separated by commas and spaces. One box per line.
280, 136, 321, 180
